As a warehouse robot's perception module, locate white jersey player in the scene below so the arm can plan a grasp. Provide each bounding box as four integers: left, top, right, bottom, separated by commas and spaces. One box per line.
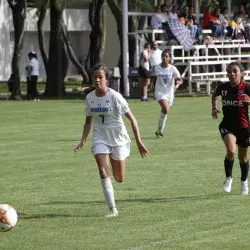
74, 63, 148, 217
153, 49, 182, 137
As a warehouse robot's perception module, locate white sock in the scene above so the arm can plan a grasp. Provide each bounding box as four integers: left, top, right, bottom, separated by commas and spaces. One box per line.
142, 96, 147, 99
101, 178, 116, 209
157, 112, 167, 133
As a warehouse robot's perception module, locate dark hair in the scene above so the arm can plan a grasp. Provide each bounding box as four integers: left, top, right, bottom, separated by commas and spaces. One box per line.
144, 42, 151, 49
227, 61, 245, 80
227, 61, 245, 71
161, 49, 171, 57
161, 4, 167, 10
91, 63, 109, 79
28, 52, 37, 58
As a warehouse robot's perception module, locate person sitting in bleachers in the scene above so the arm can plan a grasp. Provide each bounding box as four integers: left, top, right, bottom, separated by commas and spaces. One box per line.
168, 5, 179, 21
219, 7, 233, 37
187, 6, 198, 25
151, 5, 167, 29
160, 4, 168, 22
203, 6, 224, 38
234, 4, 246, 19
179, 6, 198, 39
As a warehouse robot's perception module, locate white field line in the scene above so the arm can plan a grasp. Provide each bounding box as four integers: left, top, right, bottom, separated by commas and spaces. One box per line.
128, 220, 250, 250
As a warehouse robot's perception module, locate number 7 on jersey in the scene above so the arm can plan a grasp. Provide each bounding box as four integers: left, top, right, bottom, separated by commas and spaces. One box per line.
99, 114, 105, 123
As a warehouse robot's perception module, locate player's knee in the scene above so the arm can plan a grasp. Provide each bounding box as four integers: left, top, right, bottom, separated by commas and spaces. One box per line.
226, 150, 235, 160
98, 168, 109, 179
114, 175, 124, 183
161, 108, 168, 115
239, 155, 248, 164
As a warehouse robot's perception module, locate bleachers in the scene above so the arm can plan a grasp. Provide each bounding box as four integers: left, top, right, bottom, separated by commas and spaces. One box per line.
188, 60, 250, 95
127, 11, 250, 97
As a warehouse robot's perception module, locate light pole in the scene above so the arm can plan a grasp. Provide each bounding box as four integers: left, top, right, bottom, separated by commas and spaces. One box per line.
122, 0, 129, 97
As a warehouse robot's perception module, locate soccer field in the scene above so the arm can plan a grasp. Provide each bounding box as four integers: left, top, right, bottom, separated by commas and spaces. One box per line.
1, 97, 250, 249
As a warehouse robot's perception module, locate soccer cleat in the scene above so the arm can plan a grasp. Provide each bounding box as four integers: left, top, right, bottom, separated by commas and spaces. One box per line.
223, 177, 233, 193
155, 131, 163, 138
241, 180, 249, 195
105, 208, 118, 218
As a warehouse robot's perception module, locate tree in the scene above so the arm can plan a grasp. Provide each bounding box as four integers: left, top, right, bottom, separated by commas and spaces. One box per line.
37, 0, 49, 78
37, 0, 89, 96
44, 0, 69, 97
85, 0, 107, 70
7, 0, 27, 100
61, 21, 89, 84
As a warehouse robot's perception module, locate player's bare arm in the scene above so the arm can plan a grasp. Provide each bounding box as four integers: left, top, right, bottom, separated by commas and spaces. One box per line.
74, 116, 92, 152
125, 111, 149, 158
211, 90, 219, 119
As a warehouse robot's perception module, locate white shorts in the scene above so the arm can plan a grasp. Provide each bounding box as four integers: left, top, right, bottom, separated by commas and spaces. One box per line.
91, 143, 131, 160
154, 92, 174, 106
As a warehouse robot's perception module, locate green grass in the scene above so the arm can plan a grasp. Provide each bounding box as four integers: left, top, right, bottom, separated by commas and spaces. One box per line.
1, 97, 250, 249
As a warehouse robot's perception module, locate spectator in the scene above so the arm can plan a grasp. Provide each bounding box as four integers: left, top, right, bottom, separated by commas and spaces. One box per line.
138, 43, 152, 102
168, 5, 179, 21
149, 41, 162, 68
25, 51, 40, 101
187, 6, 198, 25
203, 6, 213, 29
151, 5, 166, 29
220, 7, 233, 37
160, 4, 168, 22
234, 4, 246, 19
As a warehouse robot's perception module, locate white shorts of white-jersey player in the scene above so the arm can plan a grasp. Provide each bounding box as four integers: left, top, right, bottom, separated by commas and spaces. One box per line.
74, 64, 149, 217
152, 49, 182, 137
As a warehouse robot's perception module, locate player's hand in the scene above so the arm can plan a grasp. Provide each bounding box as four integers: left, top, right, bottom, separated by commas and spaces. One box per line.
74, 141, 85, 153
137, 141, 149, 158
241, 94, 250, 104
212, 108, 219, 119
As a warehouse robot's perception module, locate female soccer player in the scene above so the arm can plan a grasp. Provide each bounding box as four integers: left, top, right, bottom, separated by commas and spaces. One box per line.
153, 49, 182, 137
211, 61, 250, 195
74, 63, 149, 217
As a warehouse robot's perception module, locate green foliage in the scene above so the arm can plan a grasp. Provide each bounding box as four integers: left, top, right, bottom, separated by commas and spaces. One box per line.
201, 0, 220, 12
1, 98, 250, 249
116, 0, 155, 12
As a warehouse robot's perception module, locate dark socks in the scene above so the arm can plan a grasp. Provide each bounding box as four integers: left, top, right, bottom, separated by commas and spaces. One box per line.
240, 162, 249, 181
224, 158, 234, 178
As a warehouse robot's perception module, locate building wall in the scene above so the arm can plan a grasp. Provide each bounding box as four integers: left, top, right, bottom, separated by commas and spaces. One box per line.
0, 2, 120, 81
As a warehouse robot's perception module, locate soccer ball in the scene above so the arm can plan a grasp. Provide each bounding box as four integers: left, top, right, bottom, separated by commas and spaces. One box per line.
0, 204, 18, 232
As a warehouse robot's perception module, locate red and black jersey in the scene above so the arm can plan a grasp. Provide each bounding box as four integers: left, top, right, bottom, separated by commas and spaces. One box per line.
215, 81, 250, 129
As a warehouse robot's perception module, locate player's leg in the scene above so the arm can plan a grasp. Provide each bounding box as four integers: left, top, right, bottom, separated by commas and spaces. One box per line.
140, 74, 150, 101
238, 146, 249, 195
222, 132, 237, 193
110, 159, 126, 183
93, 144, 117, 217
107, 143, 130, 216
237, 129, 250, 195
110, 143, 130, 183
156, 98, 170, 137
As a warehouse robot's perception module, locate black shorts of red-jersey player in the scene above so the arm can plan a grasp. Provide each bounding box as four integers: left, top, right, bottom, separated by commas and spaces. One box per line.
216, 81, 250, 148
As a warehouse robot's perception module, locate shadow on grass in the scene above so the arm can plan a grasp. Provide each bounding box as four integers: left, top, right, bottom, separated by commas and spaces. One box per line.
36, 193, 224, 206
19, 213, 99, 219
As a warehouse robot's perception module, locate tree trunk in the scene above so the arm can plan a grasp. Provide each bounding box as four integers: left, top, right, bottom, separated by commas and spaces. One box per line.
107, 0, 123, 89
45, 0, 68, 97
37, 0, 49, 77
61, 21, 89, 84
7, 0, 26, 100
87, 0, 107, 69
